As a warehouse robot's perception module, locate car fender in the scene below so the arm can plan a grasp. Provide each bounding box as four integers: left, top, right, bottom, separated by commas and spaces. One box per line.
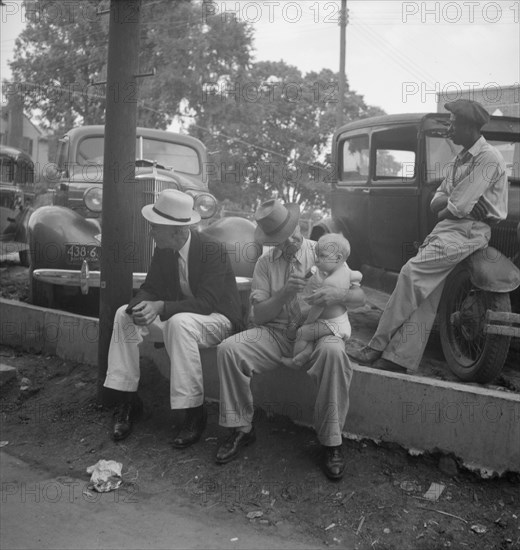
199, 216, 260, 278
309, 216, 342, 241
465, 246, 520, 292
29, 205, 101, 269
13, 205, 35, 243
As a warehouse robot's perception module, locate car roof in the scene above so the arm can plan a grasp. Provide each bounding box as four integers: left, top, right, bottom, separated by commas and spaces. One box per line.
62, 125, 206, 149
335, 112, 520, 135
0, 145, 34, 163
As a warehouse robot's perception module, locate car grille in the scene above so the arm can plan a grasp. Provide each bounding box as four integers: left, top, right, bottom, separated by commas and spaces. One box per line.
132, 178, 175, 272
489, 219, 519, 260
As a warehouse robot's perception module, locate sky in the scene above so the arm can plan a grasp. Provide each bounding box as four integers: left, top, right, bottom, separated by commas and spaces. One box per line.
1, 0, 519, 116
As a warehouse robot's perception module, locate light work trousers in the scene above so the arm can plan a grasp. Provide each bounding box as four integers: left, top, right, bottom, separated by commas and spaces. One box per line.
217, 326, 353, 447
104, 305, 232, 409
369, 219, 491, 371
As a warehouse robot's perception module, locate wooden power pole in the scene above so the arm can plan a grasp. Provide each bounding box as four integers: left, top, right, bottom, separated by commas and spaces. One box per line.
97, 0, 142, 401
336, 0, 347, 127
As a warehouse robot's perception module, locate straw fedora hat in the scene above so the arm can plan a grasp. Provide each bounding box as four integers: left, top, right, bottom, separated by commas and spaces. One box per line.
141, 189, 201, 225
254, 199, 300, 245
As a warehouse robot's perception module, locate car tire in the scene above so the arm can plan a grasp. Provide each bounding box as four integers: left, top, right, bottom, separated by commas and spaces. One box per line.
439, 264, 511, 383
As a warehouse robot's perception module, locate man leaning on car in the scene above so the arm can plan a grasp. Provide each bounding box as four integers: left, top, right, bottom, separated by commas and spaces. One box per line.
349, 99, 508, 373
103, 189, 243, 448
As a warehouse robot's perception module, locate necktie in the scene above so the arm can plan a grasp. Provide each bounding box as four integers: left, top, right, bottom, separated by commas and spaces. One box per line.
452, 150, 471, 186
285, 258, 303, 326
170, 250, 181, 301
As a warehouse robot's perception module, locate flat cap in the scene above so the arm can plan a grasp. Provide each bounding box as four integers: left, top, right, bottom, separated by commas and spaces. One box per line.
444, 99, 490, 129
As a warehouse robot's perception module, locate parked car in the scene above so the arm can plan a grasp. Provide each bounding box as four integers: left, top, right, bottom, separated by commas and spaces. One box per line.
311, 113, 520, 383
0, 145, 35, 266
29, 125, 258, 313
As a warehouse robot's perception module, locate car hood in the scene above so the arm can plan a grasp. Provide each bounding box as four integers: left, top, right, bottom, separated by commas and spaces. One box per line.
68, 166, 208, 191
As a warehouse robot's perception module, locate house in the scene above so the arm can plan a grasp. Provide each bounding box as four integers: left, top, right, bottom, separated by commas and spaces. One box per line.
0, 101, 49, 166
437, 84, 520, 117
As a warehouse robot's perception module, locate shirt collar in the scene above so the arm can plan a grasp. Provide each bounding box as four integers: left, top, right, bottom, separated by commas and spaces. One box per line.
271, 239, 310, 263
178, 231, 191, 264
460, 135, 486, 160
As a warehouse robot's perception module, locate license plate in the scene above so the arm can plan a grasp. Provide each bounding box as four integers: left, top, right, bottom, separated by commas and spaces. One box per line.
65, 243, 100, 264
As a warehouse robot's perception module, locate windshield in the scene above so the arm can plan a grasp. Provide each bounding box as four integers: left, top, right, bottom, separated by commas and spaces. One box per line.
75, 136, 201, 175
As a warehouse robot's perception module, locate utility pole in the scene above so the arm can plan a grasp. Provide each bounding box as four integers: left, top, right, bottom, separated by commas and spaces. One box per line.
97, 0, 142, 402
336, 0, 348, 128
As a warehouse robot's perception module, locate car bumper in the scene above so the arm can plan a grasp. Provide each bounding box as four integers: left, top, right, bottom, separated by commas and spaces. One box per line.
484, 310, 520, 338
32, 262, 253, 294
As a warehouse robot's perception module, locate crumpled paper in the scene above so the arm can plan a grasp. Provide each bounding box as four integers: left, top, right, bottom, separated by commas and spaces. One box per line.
86, 459, 123, 493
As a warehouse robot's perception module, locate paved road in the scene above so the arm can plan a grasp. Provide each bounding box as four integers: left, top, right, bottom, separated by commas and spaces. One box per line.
0, 452, 321, 550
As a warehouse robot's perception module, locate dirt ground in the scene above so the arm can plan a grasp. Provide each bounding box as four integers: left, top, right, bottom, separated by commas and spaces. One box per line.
1, 258, 520, 549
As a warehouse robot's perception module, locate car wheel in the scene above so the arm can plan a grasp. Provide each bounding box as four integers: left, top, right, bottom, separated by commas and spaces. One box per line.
439, 265, 511, 383
29, 268, 56, 308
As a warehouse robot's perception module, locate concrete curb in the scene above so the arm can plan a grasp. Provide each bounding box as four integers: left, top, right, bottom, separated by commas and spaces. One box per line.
1, 298, 519, 476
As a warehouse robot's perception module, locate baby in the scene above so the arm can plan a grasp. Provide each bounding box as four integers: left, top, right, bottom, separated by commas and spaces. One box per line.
281, 233, 362, 369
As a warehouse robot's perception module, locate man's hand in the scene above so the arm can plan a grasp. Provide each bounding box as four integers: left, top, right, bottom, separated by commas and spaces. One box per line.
469, 196, 488, 221
430, 194, 448, 214
281, 275, 307, 301
130, 300, 164, 326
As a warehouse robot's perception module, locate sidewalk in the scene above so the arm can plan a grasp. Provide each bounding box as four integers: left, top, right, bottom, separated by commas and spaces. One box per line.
0, 452, 320, 550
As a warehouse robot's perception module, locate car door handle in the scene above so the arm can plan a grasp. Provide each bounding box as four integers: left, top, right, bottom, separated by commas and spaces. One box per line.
362, 188, 371, 194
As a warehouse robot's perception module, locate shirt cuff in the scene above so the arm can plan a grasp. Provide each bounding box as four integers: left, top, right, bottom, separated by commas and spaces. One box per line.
447, 199, 467, 218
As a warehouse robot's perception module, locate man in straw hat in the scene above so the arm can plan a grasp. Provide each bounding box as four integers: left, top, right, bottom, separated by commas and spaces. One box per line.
103, 189, 243, 447
215, 199, 366, 480
349, 98, 508, 373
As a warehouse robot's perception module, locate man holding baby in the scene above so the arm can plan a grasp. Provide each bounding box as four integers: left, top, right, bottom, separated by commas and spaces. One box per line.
215, 199, 365, 480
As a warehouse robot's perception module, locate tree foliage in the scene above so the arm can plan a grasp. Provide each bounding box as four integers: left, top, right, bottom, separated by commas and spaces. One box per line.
8, 0, 385, 209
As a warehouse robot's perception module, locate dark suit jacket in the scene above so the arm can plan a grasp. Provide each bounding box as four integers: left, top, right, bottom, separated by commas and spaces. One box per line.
127, 230, 243, 331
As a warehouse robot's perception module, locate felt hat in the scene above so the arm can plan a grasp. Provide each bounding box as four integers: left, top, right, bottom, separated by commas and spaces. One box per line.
141, 189, 201, 225
254, 199, 300, 245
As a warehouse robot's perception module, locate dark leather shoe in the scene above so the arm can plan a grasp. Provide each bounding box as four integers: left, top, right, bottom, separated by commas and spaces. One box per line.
172, 406, 207, 449
112, 395, 143, 441
215, 427, 256, 464
323, 445, 345, 480
348, 346, 382, 365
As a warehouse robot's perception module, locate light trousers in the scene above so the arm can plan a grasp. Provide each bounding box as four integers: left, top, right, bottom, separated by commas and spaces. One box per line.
104, 305, 232, 409
217, 326, 353, 447
370, 219, 491, 371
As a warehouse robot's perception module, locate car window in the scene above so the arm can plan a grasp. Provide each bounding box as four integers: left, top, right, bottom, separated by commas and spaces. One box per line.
138, 138, 200, 175
372, 125, 417, 183
425, 136, 461, 183
338, 134, 369, 185
375, 149, 416, 180
75, 136, 201, 176
490, 140, 520, 180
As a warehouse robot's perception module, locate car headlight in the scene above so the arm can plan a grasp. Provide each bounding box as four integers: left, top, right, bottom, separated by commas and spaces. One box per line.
192, 192, 218, 220
84, 187, 103, 212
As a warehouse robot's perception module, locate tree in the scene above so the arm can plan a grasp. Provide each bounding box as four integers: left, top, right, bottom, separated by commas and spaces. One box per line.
194, 61, 385, 210
8, 0, 253, 130
9, 0, 110, 128
8, 0, 385, 210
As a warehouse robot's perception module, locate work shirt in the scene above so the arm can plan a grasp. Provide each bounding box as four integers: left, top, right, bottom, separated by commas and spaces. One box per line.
250, 238, 316, 328
431, 136, 508, 223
